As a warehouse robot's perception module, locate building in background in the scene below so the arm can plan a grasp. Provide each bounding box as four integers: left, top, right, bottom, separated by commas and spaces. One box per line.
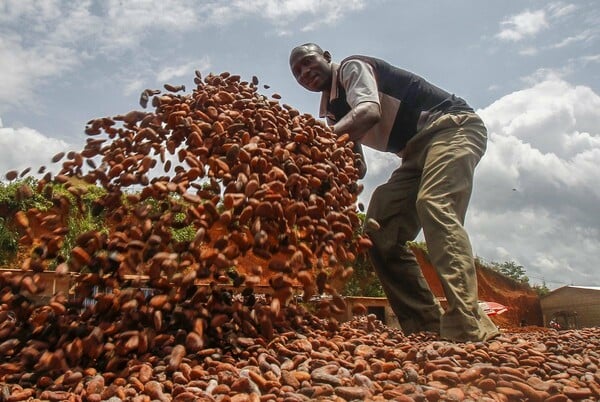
541, 286, 600, 329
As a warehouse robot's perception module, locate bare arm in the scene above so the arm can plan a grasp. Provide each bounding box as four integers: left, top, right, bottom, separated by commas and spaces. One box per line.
330, 60, 381, 179
330, 102, 378, 180
331, 101, 381, 143
329, 103, 378, 180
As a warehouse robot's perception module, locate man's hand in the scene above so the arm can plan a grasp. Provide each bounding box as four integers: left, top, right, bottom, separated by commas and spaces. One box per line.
353, 142, 367, 179
356, 158, 367, 179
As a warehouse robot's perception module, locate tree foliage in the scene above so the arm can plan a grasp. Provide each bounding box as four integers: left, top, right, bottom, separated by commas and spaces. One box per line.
532, 281, 550, 297
0, 217, 19, 264
491, 260, 529, 284
342, 212, 385, 297
342, 253, 385, 297
0, 177, 53, 212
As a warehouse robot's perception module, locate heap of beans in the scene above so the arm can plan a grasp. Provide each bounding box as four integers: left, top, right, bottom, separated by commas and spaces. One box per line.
5, 70, 370, 323
1, 313, 599, 401
1, 71, 367, 396
2, 72, 599, 401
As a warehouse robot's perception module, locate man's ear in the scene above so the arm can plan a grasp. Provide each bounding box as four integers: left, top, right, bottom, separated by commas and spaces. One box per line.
324, 51, 332, 63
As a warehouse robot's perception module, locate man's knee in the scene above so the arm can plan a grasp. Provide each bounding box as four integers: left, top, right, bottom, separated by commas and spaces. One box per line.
415, 192, 437, 222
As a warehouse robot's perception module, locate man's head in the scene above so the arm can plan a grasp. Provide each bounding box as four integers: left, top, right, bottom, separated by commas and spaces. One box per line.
289, 43, 333, 92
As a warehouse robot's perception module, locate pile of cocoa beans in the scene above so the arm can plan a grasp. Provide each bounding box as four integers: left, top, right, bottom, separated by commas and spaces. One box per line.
1, 71, 369, 397
4, 70, 370, 333
11, 70, 369, 295
2, 72, 599, 401
1, 315, 599, 401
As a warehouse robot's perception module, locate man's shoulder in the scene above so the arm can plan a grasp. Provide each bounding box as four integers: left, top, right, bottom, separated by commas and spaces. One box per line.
339, 57, 376, 80
340, 55, 374, 68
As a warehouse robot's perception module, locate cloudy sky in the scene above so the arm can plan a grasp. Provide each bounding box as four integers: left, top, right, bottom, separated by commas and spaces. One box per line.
1, 0, 598, 290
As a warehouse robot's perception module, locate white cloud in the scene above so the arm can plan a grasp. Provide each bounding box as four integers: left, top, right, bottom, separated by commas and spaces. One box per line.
547, 2, 577, 19
481, 74, 600, 157
518, 47, 539, 56
0, 34, 79, 112
363, 148, 399, 176
358, 148, 400, 207
552, 29, 595, 48
0, 0, 367, 111
0, 119, 72, 177
99, 0, 367, 46
0, 2, 97, 111
205, 0, 366, 29
156, 57, 211, 83
496, 9, 548, 41
100, 0, 200, 51
122, 78, 146, 97
0, 0, 62, 24
471, 76, 600, 288
520, 67, 570, 86
580, 54, 600, 64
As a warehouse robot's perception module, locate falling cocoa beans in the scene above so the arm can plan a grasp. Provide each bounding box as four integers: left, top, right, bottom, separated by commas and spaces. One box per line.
4, 70, 599, 402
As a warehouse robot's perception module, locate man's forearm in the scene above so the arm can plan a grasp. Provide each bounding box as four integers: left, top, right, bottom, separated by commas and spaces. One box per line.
353, 141, 367, 179
331, 102, 380, 142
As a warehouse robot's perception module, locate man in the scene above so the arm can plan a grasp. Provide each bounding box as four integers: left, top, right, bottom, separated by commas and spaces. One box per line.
289, 43, 499, 342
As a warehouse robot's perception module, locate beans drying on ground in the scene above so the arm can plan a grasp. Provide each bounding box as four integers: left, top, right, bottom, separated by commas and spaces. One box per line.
1, 315, 599, 401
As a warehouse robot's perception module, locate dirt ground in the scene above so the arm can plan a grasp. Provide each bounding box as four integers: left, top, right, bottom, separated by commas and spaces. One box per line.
412, 246, 543, 329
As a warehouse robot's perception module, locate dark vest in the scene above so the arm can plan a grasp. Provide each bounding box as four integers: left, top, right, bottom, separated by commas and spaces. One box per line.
327, 55, 473, 152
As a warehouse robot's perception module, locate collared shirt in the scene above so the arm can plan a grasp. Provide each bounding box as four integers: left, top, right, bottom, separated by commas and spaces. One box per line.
319, 61, 392, 151
319, 56, 473, 153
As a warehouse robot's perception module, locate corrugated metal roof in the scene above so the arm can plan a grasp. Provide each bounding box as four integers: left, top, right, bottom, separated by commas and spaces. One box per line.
541, 285, 600, 299
544, 285, 600, 295
566, 285, 600, 291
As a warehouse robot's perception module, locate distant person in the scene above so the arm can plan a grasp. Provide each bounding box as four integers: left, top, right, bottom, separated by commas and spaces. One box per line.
289, 43, 499, 342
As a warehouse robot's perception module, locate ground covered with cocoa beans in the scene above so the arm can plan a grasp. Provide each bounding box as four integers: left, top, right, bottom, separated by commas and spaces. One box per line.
1, 72, 599, 401
2, 314, 600, 401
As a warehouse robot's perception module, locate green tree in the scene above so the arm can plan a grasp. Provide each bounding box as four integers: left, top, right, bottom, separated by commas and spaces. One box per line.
342, 252, 385, 297
532, 281, 550, 297
491, 260, 529, 284
0, 217, 19, 264
0, 177, 52, 212
342, 212, 385, 297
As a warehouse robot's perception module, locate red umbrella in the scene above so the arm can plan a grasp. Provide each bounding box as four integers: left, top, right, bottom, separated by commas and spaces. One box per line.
479, 301, 508, 316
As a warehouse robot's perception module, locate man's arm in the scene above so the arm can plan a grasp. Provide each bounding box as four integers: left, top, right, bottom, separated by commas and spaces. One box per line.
331, 59, 381, 179
352, 141, 367, 179
331, 102, 380, 143
331, 59, 381, 142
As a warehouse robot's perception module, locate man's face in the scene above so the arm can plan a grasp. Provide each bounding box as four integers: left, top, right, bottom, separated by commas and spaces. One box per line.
290, 47, 332, 92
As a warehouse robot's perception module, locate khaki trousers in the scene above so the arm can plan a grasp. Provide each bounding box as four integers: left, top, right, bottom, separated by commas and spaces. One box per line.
365, 112, 499, 342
